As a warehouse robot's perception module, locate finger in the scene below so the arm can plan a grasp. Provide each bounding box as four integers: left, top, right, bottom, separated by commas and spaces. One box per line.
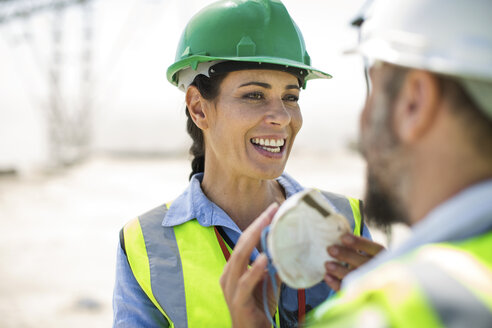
324, 273, 341, 291
234, 253, 269, 306
233, 202, 278, 260
325, 261, 350, 280
223, 203, 278, 294
340, 234, 385, 256
327, 245, 370, 268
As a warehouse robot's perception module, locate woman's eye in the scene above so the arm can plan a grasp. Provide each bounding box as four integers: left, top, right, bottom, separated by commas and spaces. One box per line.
284, 94, 299, 102
244, 92, 264, 100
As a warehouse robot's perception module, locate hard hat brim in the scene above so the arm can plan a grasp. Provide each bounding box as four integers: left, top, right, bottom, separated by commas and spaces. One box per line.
167, 55, 332, 87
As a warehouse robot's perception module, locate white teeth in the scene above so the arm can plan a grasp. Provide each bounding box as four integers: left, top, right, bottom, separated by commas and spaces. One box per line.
251, 138, 285, 150
261, 146, 281, 153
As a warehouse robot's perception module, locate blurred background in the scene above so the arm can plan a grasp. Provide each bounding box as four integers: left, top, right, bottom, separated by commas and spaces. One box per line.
0, 0, 409, 327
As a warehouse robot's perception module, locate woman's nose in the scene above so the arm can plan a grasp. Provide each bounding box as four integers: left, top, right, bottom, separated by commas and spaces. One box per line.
265, 99, 291, 126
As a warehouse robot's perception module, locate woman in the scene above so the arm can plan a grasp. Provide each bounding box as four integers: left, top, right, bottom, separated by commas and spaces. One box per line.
112, 1, 374, 327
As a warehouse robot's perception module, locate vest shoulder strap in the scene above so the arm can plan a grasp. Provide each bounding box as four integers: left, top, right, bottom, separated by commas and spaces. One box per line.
173, 220, 232, 327
121, 204, 176, 327
121, 203, 232, 328
319, 190, 364, 237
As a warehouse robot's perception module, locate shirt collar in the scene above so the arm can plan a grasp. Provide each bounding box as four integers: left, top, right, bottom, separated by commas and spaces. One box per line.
162, 172, 305, 231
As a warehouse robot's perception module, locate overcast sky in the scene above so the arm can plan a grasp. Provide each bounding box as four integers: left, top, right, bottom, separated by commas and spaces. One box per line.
0, 0, 367, 169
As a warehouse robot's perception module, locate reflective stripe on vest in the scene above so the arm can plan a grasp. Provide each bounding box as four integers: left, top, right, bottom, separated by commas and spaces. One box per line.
122, 191, 363, 327
123, 216, 173, 326
409, 232, 492, 326
307, 230, 492, 328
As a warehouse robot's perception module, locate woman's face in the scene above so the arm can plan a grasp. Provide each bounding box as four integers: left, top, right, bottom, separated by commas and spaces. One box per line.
202, 69, 303, 180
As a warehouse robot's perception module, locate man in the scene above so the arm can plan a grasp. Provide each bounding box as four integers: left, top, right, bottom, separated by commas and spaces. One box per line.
220, 0, 492, 326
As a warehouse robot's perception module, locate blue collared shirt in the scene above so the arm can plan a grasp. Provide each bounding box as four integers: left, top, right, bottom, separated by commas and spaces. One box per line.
113, 172, 372, 327
162, 172, 310, 262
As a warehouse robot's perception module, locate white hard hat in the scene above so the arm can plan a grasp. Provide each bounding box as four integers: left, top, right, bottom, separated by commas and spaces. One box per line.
350, 0, 492, 119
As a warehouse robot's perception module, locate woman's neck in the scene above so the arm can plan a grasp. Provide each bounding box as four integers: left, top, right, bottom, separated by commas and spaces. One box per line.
201, 170, 286, 231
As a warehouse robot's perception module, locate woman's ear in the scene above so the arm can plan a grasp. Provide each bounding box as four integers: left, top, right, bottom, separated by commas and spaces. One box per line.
185, 86, 209, 130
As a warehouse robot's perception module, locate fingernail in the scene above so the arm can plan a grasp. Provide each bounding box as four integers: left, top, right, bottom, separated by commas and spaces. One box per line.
328, 246, 339, 255
342, 234, 354, 244
326, 263, 336, 271
257, 253, 268, 263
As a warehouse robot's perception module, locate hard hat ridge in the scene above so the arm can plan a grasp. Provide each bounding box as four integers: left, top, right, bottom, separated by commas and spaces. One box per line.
247, 0, 272, 25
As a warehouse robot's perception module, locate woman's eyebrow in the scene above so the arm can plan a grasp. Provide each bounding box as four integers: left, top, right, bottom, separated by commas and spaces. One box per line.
238, 82, 300, 90
286, 84, 300, 90
239, 82, 271, 89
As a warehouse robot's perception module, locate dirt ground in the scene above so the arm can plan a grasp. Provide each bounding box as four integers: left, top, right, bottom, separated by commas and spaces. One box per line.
0, 151, 409, 327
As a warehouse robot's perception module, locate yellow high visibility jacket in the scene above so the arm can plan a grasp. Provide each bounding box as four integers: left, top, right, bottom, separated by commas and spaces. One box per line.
121, 191, 364, 327
307, 230, 492, 327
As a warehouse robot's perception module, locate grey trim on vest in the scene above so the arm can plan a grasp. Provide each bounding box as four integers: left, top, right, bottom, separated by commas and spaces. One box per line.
321, 191, 357, 233
409, 261, 492, 328
139, 204, 188, 328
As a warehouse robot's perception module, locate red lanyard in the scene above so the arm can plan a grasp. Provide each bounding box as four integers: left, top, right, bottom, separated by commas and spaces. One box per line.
297, 289, 305, 323
214, 227, 231, 261
214, 227, 305, 324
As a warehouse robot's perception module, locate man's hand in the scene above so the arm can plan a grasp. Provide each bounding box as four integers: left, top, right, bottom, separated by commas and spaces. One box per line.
324, 234, 384, 291
220, 203, 280, 328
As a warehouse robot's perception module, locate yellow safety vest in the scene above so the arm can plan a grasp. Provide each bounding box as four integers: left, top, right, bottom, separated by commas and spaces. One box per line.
307, 230, 492, 327
121, 191, 363, 327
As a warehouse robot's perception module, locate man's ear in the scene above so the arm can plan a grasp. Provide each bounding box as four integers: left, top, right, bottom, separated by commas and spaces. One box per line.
185, 86, 209, 130
392, 70, 440, 143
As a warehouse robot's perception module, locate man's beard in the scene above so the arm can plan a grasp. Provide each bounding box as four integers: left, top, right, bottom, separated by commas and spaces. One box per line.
364, 170, 409, 228
360, 78, 411, 228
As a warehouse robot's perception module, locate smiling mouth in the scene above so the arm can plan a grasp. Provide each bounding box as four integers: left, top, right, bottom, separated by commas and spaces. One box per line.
250, 138, 286, 153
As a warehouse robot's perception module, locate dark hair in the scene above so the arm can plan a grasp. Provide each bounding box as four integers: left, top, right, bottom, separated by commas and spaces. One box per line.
185, 73, 227, 180
436, 75, 492, 159
385, 65, 492, 159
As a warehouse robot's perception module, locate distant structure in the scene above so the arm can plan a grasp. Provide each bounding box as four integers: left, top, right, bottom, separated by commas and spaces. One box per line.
0, 0, 93, 168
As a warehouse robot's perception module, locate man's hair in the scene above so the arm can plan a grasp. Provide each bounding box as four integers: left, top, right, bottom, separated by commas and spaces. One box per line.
385, 64, 492, 160
437, 76, 492, 159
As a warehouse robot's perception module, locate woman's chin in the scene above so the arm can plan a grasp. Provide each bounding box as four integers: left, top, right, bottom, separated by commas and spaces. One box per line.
248, 164, 286, 180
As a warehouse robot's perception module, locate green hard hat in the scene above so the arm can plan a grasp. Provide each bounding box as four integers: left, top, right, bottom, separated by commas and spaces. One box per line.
167, 0, 331, 89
